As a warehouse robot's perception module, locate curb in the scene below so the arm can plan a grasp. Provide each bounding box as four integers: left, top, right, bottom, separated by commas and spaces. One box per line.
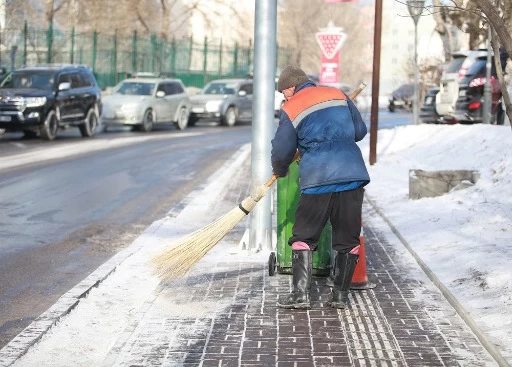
365, 194, 510, 367
0, 234, 147, 367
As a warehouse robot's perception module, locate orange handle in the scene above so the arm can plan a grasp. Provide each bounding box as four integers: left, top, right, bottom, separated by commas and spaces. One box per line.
292, 150, 301, 161
265, 175, 278, 187
349, 81, 367, 100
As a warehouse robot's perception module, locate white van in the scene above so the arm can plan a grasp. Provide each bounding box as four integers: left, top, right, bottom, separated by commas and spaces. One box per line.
436, 50, 488, 119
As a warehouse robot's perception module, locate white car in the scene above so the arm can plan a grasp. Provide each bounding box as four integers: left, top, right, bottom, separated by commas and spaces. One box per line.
102, 78, 191, 131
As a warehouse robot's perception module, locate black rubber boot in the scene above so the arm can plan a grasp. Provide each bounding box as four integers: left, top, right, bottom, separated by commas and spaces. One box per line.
325, 250, 337, 288
327, 252, 358, 309
277, 250, 312, 309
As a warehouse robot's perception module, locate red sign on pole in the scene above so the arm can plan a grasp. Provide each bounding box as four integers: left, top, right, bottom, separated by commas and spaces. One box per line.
315, 22, 347, 84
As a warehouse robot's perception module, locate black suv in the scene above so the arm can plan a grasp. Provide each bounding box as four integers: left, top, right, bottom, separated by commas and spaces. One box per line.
452, 51, 508, 125
0, 64, 102, 140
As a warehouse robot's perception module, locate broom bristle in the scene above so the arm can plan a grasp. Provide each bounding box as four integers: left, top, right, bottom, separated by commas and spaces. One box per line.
152, 184, 270, 281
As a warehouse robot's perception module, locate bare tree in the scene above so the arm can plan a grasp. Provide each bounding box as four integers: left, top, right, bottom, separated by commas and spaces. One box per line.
3, 0, 43, 29
45, 0, 68, 25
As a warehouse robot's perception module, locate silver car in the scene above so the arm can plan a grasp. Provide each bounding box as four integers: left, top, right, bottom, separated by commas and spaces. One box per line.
188, 79, 253, 127
102, 78, 191, 131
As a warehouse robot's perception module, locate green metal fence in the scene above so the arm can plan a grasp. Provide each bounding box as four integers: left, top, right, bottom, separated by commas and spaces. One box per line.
0, 22, 292, 90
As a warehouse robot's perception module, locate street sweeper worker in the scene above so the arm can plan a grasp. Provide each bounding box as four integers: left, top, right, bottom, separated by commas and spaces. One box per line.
271, 65, 370, 310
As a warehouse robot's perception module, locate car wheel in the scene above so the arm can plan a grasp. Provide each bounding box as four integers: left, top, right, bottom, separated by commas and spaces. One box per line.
79, 108, 99, 137
223, 107, 237, 127
22, 129, 38, 138
188, 115, 198, 127
175, 107, 189, 130
140, 109, 154, 132
388, 103, 395, 112
39, 110, 58, 141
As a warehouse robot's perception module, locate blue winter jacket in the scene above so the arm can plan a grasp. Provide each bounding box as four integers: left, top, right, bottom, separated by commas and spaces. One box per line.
271, 81, 370, 190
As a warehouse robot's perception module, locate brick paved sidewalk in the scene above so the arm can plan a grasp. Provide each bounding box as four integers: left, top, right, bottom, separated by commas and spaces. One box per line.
103, 158, 494, 367
91, 203, 495, 367
9, 154, 497, 367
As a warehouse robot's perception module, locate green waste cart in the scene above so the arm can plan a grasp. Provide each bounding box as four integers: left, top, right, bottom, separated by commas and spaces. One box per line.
268, 162, 332, 276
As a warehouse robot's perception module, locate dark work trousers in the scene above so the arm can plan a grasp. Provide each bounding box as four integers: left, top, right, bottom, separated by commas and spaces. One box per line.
289, 186, 364, 253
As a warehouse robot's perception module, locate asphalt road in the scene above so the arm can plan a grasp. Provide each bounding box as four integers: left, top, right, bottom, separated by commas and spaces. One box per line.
0, 122, 252, 348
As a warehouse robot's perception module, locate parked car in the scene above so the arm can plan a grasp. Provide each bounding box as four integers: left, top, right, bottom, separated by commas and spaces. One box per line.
435, 50, 487, 119
102, 77, 191, 131
189, 79, 253, 127
419, 87, 441, 124
451, 54, 505, 124
0, 64, 101, 140
388, 83, 414, 112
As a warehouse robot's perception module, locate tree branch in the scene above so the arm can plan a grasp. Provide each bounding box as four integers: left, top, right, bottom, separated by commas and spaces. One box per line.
473, 0, 512, 59
490, 30, 512, 130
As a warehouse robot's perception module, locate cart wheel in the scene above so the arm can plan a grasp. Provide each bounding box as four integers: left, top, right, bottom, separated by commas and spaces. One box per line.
268, 252, 277, 276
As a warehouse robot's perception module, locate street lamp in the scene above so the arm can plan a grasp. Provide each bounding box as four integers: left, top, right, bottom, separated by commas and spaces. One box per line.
407, 0, 425, 125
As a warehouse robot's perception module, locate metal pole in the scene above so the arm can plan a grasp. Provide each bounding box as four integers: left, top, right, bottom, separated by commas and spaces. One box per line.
151, 34, 156, 72
249, 0, 276, 251
369, 0, 383, 165
113, 30, 117, 84
132, 30, 137, 73
413, 23, 419, 125
482, 21, 492, 124
233, 42, 239, 75
23, 22, 28, 66
47, 22, 53, 64
218, 38, 223, 75
203, 36, 208, 85
92, 31, 97, 71
170, 37, 176, 74
70, 26, 75, 64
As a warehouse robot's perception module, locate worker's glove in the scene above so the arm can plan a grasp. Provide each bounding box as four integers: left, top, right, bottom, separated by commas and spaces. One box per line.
273, 169, 288, 178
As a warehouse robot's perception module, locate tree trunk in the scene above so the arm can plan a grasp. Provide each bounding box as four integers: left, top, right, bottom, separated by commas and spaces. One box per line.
432, 0, 453, 60
474, 0, 512, 60
491, 32, 512, 129
45, 0, 55, 24
159, 0, 170, 41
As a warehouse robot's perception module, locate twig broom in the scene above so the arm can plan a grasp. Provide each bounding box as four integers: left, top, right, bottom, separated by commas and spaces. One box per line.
152, 175, 277, 280
152, 82, 367, 281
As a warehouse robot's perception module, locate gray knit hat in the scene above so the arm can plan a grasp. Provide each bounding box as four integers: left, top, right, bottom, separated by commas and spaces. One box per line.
277, 65, 309, 92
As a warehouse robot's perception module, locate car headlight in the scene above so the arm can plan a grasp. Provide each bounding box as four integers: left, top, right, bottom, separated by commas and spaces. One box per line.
205, 100, 222, 112
119, 104, 139, 112
24, 97, 47, 108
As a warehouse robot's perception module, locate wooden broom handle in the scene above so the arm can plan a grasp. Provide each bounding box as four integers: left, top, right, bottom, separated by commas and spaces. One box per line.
350, 81, 367, 100
265, 175, 278, 187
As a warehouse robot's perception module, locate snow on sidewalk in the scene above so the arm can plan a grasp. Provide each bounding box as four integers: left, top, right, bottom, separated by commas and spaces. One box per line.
359, 123, 512, 361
